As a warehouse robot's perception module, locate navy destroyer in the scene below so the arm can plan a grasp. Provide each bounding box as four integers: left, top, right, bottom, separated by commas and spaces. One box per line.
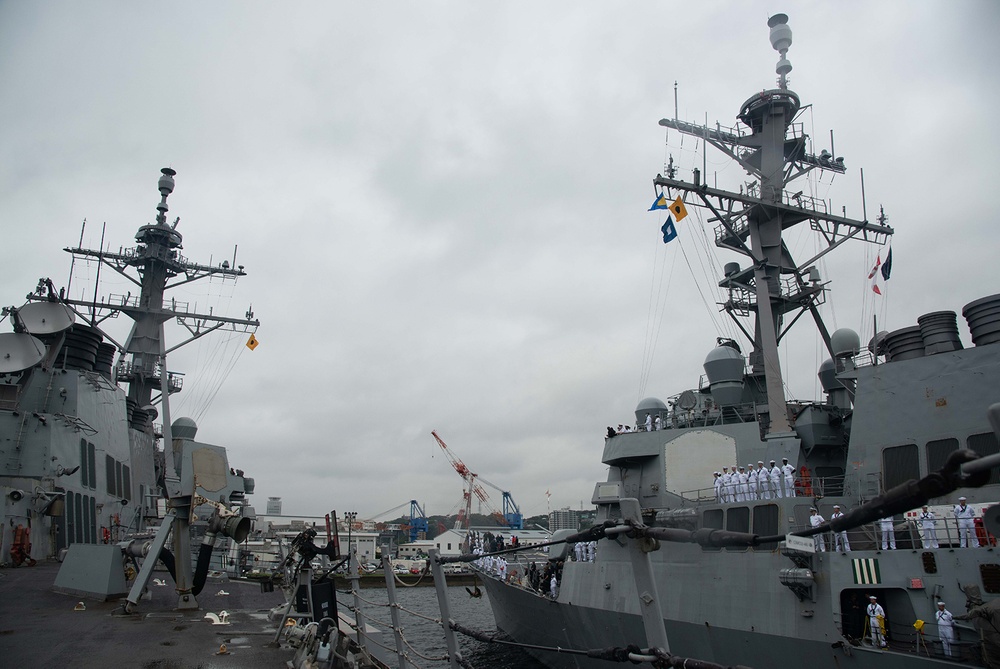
0, 167, 260, 606
475, 13, 1000, 669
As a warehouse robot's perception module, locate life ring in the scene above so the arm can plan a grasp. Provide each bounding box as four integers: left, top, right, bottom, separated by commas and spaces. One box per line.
9, 524, 35, 566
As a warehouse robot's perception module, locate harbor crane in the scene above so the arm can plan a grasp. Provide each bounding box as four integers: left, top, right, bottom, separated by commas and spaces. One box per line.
431, 430, 523, 529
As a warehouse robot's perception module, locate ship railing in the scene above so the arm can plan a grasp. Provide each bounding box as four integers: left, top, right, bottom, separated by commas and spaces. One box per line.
832, 608, 975, 661
107, 293, 193, 315
680, 474, 813, 505
791, 513, 994, 551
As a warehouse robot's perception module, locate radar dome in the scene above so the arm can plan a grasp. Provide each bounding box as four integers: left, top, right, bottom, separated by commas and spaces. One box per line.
703, 344, 745, 407
172, 416, 198, 439
830, 328, 861, 358
634, 397, 667, 429
636, 397, 667, 412
818, 358, 837, 393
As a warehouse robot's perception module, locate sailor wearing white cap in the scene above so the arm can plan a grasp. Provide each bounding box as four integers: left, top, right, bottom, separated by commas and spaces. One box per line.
955, 497, 977, 548
879, 515, 897, 550
737, 466, 749, 502
747, 464, 759, 500
867, 596, 886, 647
781, 458, 795, 497
756, 461, 770, 499
809, 507, 826, 552
713, 472, 723, 503
768, 460, 782, 498
936, 601, 955, 656
831, 505, 850, 552
919, 505, 939, 549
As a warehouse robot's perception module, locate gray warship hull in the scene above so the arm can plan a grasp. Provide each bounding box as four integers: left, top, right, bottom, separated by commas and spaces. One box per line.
477, 12, 1000, 669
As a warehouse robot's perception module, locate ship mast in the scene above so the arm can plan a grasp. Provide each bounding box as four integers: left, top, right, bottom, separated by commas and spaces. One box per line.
655, 14, 892, 436
52, 168, 260, 419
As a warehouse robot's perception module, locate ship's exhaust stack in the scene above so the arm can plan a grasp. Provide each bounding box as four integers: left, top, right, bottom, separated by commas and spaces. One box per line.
918, 310, 964, 354
963, 293, 1000, 346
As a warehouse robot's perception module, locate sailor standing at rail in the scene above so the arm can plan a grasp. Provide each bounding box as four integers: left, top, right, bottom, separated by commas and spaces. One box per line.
879, 515, 897, 550
831, 505, 850, 552
747, 464, 759, 500
756, 461, 770, 499
936, 601, 955, 657
645, 413, 652, 432
714, 472, 723, 503
809, 507, 826, 552
919, 505, 939, 549
955, 496, 977, 547
768, 460, 782, 498
720, 467, 731, 502
781, 458, 796, 497
867, 596, 887, 648
737, 466, 749, 502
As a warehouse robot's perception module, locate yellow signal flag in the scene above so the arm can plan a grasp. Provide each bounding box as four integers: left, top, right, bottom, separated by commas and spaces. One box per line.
246, 333, 259, 351
670, 196, 689, 222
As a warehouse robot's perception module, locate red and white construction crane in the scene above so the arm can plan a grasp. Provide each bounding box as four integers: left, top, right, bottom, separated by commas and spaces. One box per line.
431, 430, 522, 529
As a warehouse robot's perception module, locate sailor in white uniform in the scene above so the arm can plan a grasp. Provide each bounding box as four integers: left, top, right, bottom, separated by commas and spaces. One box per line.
768, 460, 782, 498
867, 595, 887, 647
747, 464, 759, 500
936, 601, 955, 657
781, 458, 795, 497
955, 497, 977, 547
919, 505, 939, 549
720, 467, 732, 503
737, 466, 749, 502
879, 515, 897, 550
809, 507, 826, 552
756, 462, 770, 499
644, 413, 652, 432
831, 505, 850, 552
713, 472, 723, 503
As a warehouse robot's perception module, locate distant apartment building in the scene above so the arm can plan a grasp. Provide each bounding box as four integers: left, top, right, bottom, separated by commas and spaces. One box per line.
266, 496, 282, 515
548, 507, 579, 531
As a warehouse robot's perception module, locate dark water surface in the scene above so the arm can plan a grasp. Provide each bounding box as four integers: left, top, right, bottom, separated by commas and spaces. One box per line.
350, 585, 546, 669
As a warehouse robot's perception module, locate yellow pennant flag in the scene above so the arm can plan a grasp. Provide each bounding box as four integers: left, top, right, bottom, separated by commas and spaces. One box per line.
670, 196, 689, 222
246, 333, 259, 351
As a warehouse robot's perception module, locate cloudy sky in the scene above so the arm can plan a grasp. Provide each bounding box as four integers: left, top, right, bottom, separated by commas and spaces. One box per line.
2, 2, 998, 522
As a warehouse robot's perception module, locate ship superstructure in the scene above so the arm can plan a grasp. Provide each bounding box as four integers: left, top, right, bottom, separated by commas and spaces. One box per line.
476, 14, 1000, 669
1, 169, 259, 609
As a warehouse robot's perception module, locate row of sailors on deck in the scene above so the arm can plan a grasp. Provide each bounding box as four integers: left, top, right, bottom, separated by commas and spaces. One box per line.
808, 499, 982, 553
713, 459, 795, 502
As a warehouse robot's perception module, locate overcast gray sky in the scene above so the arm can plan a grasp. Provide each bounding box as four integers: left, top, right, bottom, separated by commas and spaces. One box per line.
2, 1, 998, 522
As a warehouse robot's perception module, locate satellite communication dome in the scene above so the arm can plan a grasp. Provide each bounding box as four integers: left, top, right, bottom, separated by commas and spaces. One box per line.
636, 397, 668, 412
830, 328, 861, 358
703, 345, 746, 406
171, 416, 199, 439
818, 358, 838, 393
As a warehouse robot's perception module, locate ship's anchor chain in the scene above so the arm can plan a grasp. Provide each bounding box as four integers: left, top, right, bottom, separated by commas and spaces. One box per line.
450, 621, 750, 669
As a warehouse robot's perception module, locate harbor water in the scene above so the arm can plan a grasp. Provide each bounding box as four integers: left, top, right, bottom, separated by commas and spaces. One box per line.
352, 584, 546, 668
